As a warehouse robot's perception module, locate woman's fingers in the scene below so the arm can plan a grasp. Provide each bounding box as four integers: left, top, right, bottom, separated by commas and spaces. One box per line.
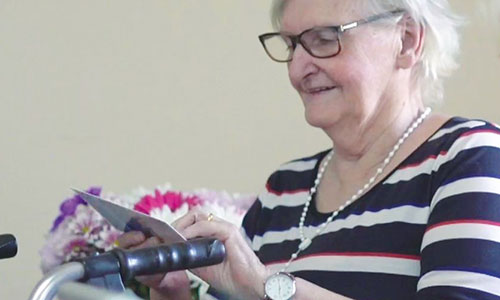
116, 231, 145, 249
137, 236, 162, 248
149, 271, 192, 300
180, 215, 269, 299
173, 208, 210, 231
116, 231, 162, 251
114, 230, 192, 298
182, 218, 234, 241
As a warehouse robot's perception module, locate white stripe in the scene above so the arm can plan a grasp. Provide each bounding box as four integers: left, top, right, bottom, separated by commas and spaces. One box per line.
421, 223, 500, 250
418, 270, 500, 296
385, 157, 436, 184
386, 131, 500, 184
430, 177, 500, 212
428, 120, 485, 141
259, 190, 308, 209
251, 205, 429, 251
267, 254, 420, 277
278, 159, 318, 172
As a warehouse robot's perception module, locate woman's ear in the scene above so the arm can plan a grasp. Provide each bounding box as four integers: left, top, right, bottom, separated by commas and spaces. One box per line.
396, 14, 425, 69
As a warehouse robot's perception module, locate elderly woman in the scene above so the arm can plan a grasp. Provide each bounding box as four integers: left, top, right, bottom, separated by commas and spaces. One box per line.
118, 0, 500, 299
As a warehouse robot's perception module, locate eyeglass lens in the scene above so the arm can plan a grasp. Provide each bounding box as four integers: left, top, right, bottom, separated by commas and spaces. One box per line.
264, 28, 340, 62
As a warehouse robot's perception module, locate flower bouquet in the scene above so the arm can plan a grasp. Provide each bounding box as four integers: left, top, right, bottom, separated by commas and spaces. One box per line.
40, 185, 255, 299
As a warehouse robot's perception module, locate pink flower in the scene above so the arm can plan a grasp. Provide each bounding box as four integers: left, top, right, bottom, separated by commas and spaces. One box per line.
134, 190, 164, 214
64, 237, 92, 259
134, 190, 202, 215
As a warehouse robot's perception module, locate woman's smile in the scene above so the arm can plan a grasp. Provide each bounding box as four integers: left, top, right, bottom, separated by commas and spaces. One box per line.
302, 86, 340, 105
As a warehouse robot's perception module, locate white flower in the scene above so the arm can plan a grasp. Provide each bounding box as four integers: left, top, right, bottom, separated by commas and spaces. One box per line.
149, 202, 189, 223
95, 225, 121, 251
66, 205, 105, 241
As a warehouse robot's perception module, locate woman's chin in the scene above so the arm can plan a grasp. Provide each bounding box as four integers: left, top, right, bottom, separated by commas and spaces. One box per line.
304, 111, 337, 129
301, 93, 343, 129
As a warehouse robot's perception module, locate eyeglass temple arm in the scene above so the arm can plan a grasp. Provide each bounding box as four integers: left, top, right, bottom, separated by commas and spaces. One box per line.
339, 9, 406, 32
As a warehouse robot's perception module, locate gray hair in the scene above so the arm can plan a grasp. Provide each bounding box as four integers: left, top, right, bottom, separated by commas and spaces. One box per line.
270, 0, 464, 106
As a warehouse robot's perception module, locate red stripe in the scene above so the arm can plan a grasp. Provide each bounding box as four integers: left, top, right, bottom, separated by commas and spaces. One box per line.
398, 150, 448, 171
265, 252, 420, 266
426, 219, 500, 232
266, 182, 309, 196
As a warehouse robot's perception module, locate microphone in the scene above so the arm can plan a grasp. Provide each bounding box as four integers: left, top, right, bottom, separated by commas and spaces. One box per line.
0, 234, 17, 260
79, 237, 225, 282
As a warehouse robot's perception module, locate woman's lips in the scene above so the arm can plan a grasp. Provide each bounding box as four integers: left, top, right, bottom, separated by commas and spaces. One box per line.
306, 86, 337, 95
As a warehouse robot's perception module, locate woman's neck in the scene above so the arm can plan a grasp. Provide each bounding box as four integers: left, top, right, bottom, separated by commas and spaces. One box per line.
324, 98, 424, 185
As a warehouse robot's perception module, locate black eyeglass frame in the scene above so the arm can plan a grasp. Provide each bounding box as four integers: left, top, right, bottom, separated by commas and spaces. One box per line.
258, 9, 405, 63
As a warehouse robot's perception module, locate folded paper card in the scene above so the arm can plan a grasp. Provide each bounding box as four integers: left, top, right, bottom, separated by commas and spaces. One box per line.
73, 188, 186, 244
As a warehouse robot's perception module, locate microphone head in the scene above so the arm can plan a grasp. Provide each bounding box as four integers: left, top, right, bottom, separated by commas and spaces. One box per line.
0, 234, 18, 259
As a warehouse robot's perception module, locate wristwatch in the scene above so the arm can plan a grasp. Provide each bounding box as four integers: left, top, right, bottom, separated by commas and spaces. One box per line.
264, 272, 296, 300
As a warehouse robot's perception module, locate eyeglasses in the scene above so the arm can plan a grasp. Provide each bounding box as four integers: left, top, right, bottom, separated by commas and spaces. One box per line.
258, 10, 405, 63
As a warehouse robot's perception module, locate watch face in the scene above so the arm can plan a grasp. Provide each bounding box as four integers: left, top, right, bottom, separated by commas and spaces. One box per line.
265, 272, 296, 300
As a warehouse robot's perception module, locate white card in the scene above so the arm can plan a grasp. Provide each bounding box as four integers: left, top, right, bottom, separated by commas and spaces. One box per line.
73, 188, 186, 244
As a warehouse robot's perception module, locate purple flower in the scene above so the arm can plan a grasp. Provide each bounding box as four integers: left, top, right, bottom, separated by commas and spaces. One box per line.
51, 187, 101, 232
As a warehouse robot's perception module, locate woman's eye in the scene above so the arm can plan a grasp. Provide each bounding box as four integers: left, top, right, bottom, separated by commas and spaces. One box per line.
308, 30, 337, 46
319, 37, 334, 43
312, 36, 335, 46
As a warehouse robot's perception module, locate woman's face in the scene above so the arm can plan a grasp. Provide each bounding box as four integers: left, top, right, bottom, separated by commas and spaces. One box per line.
282, 0, 401, 132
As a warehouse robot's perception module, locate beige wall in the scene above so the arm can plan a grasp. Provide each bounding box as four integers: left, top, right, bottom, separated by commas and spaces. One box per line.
445, 0, 500, 120
0, 1, 498, 298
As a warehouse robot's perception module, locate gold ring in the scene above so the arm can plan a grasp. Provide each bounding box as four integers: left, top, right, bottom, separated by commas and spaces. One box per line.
207, 213, 214, 222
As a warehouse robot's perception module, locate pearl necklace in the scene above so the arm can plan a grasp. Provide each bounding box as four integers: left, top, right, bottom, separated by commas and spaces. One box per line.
280, 107, 432, 272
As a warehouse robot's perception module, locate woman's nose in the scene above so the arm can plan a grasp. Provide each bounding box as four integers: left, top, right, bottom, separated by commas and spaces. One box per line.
288, 44, 319, 77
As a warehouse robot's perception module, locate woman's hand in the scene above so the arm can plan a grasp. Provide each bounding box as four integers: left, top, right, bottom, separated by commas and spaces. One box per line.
174, 209, 270, 300
116, 231, 192, 300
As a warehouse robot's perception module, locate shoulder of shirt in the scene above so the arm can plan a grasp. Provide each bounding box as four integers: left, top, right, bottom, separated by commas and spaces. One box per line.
260, 149, 330, 193
273, 149, 330, 174
427, 116, 500, 145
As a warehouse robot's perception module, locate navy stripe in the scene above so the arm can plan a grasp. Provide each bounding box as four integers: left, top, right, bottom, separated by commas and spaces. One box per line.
256, 222, 425, 263
417, 286, 500, 300
295, 270, 418, 300
427, 193, 500, 226
436, 148, 500, 186
421, 239, 500, 277
267, 168, 317, 193
267, 151, 327, 193
241, 198, 261, 240
255, 201, 427, 239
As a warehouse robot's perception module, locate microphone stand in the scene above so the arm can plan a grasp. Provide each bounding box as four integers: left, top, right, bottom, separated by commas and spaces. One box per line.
29, 238, 225, 300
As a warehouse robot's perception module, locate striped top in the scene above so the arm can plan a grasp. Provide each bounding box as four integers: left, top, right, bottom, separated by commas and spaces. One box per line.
242, 117, 500, 300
